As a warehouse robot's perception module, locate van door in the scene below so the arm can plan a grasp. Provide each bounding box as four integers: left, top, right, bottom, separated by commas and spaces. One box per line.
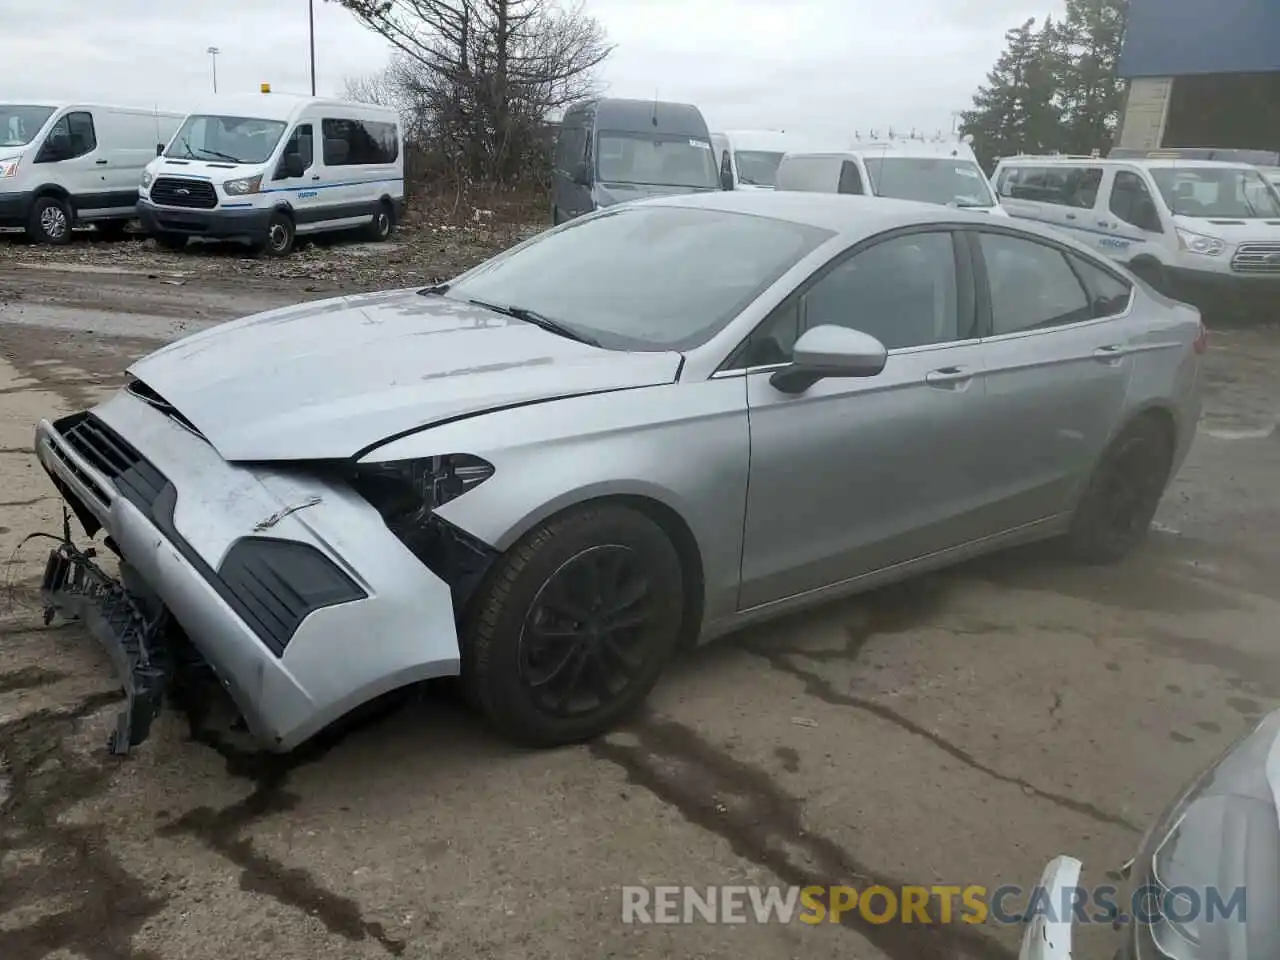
94, 112, 151, 217
553, 118, 590, 220
1097, 168, 1167, 265
269, 123, 321, 223
33, 111, 103, 214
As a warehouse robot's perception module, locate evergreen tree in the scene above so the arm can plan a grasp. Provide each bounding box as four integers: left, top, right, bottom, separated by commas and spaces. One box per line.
1053, 0, 1130, 155
960, 18, 1065, 170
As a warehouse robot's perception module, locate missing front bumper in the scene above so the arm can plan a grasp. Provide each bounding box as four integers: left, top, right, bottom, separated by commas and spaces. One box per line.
41, 541, 170, 755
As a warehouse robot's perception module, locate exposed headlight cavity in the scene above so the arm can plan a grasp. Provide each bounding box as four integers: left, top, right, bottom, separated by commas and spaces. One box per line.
350, 455, 494, 524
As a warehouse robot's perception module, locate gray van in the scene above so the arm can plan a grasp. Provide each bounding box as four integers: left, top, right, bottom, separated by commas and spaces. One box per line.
551, 98, 720, 223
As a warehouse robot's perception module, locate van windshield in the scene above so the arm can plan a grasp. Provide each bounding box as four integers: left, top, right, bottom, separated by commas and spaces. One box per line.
864, 157, 996, 208
165, 115, 288, 165
1, 105, 55, 148
597, 131, 719, 189
1149, 167, 1280, 219
734, 150, 786, 187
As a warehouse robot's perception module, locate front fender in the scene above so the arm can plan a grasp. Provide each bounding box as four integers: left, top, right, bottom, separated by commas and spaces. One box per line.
372, 379, 751, 624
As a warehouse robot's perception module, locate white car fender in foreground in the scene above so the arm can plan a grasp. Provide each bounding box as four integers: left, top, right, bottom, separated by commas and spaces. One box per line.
1019, 856, 1083, 960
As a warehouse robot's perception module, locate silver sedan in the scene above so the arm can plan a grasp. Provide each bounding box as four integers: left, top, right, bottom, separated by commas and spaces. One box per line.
33, 191, 1204, 753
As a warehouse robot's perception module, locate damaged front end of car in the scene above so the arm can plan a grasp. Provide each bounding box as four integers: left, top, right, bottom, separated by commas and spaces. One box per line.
31, 394, 499, 756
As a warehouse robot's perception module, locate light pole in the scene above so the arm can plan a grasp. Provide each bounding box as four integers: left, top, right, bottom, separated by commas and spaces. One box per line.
207, 46, 220, 94
308, 0, 316, 95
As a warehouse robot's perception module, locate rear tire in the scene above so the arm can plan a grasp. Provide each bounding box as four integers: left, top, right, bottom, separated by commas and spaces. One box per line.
28, 196, 72, 245
463, 504, 684, 746
1067, 415, 1174, 564
364, 201, 394, 241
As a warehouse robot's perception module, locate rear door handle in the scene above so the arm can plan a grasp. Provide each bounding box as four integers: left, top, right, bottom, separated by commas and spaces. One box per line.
95, 159, 108, 165
1065, 212, 1077, 220
925, 366, 973, 389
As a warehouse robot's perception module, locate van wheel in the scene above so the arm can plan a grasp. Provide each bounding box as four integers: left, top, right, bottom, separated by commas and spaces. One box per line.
1129, 259, 1168, 295
261, 212, 296, 257
29, 196, 72, 245
154, 233, 187, 252
365, 201, 394, 242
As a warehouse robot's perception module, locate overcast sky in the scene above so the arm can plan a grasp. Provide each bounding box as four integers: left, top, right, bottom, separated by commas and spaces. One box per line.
1, 0, 1064, 144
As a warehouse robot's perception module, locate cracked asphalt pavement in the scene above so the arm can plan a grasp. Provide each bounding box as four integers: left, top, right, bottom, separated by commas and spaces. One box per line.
3, 252, 1280, 960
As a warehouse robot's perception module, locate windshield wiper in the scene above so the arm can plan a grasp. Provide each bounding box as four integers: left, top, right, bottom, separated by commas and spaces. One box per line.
195, 146, 244, 164
466, 298, 601, 347
418, 282, 451, 296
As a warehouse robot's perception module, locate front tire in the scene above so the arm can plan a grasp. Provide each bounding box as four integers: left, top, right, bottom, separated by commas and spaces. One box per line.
1129, 258, 1168, 295
463, 504, 685, 746
259, 211, 295, 257
28, 196, 72, 245
1067, 415, 1174, 563
154, 233, 187, 252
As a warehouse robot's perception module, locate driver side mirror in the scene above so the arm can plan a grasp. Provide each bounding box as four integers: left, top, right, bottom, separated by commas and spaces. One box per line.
720, 167, 735, 191
156, 143, 165, 156
571, 160, 592, 186
769, 325, 887, 394
282, 153, 306, 179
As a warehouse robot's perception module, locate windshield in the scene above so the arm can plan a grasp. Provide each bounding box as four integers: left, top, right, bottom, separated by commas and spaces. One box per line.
734, 150, 786, 187
864, 156, 996, 208
596, 132, 719, 189
165, 114, 287, 164
444, 206, 832, 351
1150, 166, 1280, 219
0, 105, 55, 148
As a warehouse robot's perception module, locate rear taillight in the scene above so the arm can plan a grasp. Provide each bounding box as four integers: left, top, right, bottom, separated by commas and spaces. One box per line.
1193, 322, 1208, 355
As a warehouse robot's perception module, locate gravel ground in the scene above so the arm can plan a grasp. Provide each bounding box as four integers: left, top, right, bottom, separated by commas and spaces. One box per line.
2, 256, 1279, 960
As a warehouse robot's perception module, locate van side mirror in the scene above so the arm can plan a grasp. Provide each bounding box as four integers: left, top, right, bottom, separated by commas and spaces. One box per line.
571, 160, 592, 186
769, 325, 887, 394
156, 143, 165, 156
720, 167, 735, 191
283, 153, 306, 179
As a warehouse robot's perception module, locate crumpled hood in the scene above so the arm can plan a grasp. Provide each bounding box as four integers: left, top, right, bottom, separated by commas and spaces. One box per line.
594, 181, 718, 207
126, 288, 682, 462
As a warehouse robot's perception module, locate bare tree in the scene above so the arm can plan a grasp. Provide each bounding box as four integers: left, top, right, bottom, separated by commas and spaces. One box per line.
332, 0, 611, 181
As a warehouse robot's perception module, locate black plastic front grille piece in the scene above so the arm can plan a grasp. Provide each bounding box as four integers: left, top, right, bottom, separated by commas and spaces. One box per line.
216, 537, 366, 657
55, 412, 166, 514
150, 177, 218, 209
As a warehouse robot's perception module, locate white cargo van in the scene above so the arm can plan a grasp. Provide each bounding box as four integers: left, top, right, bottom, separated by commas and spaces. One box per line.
709, 129, 820, 191
0, 102, 185, 243
776, 136, 1007, 215
992, 154, 1280, 312
138, 93, 405, 256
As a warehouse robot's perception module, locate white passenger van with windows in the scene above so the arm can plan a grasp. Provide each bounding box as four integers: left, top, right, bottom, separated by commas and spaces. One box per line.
709, 130, 821, 191
0, 102, 185, 243
775, 135, 1008, 215
991, 154, 1280, 315
138, 92, 404, 257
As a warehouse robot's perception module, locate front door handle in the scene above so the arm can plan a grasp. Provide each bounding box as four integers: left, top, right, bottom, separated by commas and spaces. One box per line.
1097, 220, 1113, 229
1093, 344, 1128, 363
925, 366, 973, 389
311, 174, 321, 180
95, 159, 109, 165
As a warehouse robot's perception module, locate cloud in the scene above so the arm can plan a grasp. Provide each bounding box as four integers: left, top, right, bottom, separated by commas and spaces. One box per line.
0, 0, 1063, 140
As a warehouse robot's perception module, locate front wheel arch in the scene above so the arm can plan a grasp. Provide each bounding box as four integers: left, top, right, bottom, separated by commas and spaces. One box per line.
470, 491, 706, 649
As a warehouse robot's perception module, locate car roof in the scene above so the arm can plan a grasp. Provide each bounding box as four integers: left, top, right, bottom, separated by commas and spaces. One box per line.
637, 190, 1067, 243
